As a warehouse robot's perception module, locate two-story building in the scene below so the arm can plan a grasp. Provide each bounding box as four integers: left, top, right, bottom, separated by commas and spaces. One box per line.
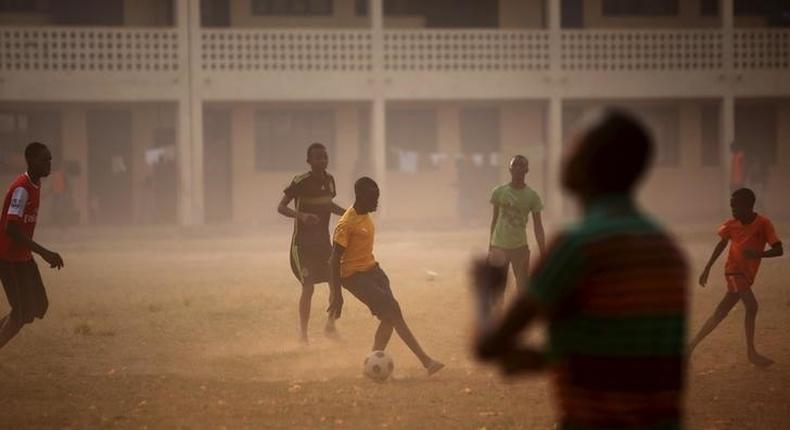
1, 0, 789, 226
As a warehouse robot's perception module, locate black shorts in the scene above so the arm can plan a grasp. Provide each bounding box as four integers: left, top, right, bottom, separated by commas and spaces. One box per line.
290, 239, 332, 285
342, 264, 402, 323
1, 259, 48, 324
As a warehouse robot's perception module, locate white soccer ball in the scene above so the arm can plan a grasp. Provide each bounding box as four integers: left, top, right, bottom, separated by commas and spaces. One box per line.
364, 350, 394, 381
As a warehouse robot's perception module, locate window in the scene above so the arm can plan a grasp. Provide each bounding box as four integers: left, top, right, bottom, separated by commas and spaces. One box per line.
631, 106, 680, 167
386, 109, 437, 172
356, 0, 498, 28
0, 0, 45, 13
0, 110, 61, 175
602, 0, 678, 16
701, 105, 720, 167
736, 104, 778, 167
255, 110, 335, 171
700, 0, 719, 16
252, 0, 331, 16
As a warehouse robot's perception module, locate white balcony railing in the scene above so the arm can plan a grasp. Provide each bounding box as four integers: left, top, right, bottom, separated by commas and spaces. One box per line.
561, 30, 723, 71
0, 27, 179, 72
201, 29, 372, 72
383, 30, 549, 71
734, 29, 790, 69
2, 27, 790, 75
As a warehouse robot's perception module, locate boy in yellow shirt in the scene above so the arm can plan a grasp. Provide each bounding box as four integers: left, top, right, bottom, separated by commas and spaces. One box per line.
328, 177, 444, 375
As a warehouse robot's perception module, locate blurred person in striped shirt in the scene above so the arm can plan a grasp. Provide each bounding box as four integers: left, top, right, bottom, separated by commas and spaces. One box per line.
473, 109, 689, 430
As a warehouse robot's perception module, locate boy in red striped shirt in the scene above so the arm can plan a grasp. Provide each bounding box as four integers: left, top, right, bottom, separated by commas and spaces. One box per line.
0, 142, 64, 351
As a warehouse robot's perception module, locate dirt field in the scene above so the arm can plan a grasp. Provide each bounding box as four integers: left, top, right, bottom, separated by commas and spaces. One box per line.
1, 223, 789, 429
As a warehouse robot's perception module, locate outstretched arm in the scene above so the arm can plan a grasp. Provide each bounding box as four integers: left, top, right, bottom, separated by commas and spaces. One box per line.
6, 222, 63, 269
532, 211, 546, 257
327, 243, 346, 319
699, 238, 728, 287
751, 242, 783, 259
331, 202, 346, 216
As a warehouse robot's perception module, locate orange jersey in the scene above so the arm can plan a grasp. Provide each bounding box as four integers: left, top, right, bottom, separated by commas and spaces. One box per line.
718, 215, 780, 285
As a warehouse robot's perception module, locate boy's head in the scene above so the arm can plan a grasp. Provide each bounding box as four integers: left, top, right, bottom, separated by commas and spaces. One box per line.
25, 142, 52, 178
354, 176, 379, 213
730, 188, 756, 220
509, 155, 529, 179
306, 142, 328, 172
562, 109, 653, 202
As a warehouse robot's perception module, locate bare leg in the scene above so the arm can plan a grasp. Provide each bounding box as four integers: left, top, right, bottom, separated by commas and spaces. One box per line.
740, 290, 773, 367
373, 321, 394, 351
387, 308, 444, 375
324, 289, 340, 339
298, 282, 314, 343
688, 292, 739, 354
0, 313, 22, 351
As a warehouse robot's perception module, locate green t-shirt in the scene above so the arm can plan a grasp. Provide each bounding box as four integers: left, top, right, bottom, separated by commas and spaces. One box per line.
490, 183, 543, 249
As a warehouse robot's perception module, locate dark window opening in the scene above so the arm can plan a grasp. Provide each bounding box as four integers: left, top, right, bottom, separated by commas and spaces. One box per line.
255, 110, 335, 171
252, 0, 332, 16
602, 0, 679, 16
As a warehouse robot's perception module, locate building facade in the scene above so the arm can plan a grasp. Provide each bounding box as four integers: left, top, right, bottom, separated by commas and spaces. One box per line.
1, 0, 789, 226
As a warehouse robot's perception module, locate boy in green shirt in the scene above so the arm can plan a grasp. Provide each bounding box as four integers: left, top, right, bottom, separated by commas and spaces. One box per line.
489, 155, 546, 299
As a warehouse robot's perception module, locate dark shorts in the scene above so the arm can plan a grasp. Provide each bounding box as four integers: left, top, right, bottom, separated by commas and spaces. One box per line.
1, 259, 48, 324
342, 264, 402, 323
290, 239, 332, 285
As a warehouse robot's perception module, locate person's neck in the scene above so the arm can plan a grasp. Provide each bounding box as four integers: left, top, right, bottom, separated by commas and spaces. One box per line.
581, 192, 633, 214
737, 212, 757, 225
27, 171, 41, 186
311, 168, 326, 178
509, 177, 526, 189
353, 203, 368, 215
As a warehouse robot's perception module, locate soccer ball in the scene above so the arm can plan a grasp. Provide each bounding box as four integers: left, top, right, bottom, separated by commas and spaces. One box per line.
364, 350, 394, 381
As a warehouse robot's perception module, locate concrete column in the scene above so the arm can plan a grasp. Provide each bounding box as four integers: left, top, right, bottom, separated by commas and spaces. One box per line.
720, 0, 735, 203
546, 0, 564, 219
370, 0, 387, 207
721, 96, 735, 198
61, 106, 89, 225
546, 97, 564, 219
334, 105, 360, 203
174, 0, 204, 225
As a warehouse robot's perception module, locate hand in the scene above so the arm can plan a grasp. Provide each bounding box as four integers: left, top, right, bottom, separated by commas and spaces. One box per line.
743, 249, 761, 259
42, 251, 64, 270
327, 291, 343, 319
698, 268, 709, 287
298, 213, 319, 225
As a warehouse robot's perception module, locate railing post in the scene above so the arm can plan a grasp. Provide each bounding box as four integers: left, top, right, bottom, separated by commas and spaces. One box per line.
720, 0, 735, 208
370, 0, 387, 212
175, 0, 204, 225
546, 0, 564, 220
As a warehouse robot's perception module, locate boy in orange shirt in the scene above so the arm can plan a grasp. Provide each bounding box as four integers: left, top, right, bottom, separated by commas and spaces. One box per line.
689, 188, 783, 367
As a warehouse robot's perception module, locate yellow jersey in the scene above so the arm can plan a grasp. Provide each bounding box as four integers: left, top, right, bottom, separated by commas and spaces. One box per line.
333, 207, 376, 278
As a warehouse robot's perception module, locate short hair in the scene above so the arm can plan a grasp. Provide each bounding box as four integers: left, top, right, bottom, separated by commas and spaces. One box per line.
732, 188, 756, 208
25, 142, 48, 164
574, 108, 654, 193
354, 176, 378, 196
511, 154, 528, 164
306, 142, 326, 158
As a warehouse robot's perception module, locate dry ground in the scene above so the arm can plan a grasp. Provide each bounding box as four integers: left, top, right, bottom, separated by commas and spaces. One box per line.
1, 223, 789, 429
